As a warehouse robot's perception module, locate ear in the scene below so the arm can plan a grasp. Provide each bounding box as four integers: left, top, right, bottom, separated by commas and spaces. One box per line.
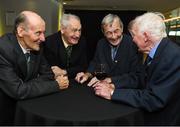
60, 26, 66, 34
60, 29, 64, 34
17, 26, 25, 37
143, 32, 149, 43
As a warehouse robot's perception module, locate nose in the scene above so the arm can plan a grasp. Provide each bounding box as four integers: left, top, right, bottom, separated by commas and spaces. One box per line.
75, 31, 81, 37
111, 32, 117, 39
40, 33, 45, 41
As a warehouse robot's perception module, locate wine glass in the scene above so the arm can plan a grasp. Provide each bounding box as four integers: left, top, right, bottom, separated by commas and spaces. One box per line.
94, 63, 108, 80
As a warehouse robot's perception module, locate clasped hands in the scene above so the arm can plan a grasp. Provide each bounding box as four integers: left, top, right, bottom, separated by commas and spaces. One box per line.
51, 66, 69, 90
75, 72, 115, 100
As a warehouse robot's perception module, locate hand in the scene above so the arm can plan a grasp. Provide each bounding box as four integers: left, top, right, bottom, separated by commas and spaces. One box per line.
56, 75, 69, 90
93, 81, 115, 100
103, 77, 112, 83
87, 77, 99, 87
51, 66, 67, 78
75, 72, 91, 84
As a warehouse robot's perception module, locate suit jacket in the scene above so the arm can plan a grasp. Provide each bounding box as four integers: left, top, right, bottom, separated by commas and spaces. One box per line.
88, 34, 143, 88
0, 33, 59, 100
112, 38, 180, 125
43, 31, 88, 78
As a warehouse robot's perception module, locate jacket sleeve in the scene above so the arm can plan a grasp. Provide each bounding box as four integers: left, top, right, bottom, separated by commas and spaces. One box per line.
111, 42, 144, 89
66, 38, 88, 78
111, 53, 180, 112
0, 53, 59, 100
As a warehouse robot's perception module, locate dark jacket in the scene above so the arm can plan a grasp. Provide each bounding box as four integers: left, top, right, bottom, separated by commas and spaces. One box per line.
0, 33, 60, 124
43, 31, 88, 78
88, 34, 143, 88
112, 38, 180, 125
0, 33, 59, 100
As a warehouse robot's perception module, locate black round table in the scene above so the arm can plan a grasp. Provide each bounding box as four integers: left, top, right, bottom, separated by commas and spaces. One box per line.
14, 81, 144, 125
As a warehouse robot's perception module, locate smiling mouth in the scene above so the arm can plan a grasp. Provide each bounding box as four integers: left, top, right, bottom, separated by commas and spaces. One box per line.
36, 41, 42, 45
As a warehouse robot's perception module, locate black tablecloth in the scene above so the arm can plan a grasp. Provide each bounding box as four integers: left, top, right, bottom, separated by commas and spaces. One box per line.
15, 81, 144, 125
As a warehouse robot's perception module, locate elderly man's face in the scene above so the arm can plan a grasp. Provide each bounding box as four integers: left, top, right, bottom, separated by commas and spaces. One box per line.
18, 17, 46, 51
61, 18, 81, 45
23, 22, 45, 51
103, 19, 123, 46
130, 26, 150, 53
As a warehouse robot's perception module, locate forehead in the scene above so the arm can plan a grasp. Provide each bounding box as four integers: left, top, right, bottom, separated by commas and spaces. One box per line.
68, 18, 81, 28
103, 19, 121, 31
28, 18, 45, 31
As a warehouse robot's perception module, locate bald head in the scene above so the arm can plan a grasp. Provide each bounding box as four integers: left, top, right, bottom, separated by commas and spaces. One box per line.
14, 11, 46, 51
14, 11, 45, 34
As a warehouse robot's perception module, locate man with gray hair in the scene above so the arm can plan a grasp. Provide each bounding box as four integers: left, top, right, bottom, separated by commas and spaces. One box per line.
76, 14, 142, 88
43, 13, 88, 79
92, 12, 180, 125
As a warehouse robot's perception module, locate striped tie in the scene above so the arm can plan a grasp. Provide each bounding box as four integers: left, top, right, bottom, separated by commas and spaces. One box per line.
25, 53, 31, 73
144, 55, 152, 66
66, 46, 72, 67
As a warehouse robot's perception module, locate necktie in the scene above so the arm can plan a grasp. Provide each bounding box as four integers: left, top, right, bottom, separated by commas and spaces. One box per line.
111, 46, 118, 61
144, 55, 152, 66
144, 55, 152, 83
66, 46, 72, 67
25, 53, 31, 73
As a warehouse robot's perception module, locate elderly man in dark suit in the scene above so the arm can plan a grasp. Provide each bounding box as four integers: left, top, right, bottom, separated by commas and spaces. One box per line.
75, 14, 142, 87
43, 14, 88, 79
0, 11, 69, 125
92, 12, 180, 125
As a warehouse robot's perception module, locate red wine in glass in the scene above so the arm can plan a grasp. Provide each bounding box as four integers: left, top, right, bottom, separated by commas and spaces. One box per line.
94, 64, 107, 80
94, 72, 107, 80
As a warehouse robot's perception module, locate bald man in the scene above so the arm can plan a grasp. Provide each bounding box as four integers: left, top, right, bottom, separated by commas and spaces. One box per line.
0, 11, 69, 124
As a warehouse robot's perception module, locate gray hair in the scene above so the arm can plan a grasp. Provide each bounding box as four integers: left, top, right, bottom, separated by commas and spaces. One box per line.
13, 13, 28, 34
60, 13, 81, 28
132, 12, 167, 40
101, 14, 123, 33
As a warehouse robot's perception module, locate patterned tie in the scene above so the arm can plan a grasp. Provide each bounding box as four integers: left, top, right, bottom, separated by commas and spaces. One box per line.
25, 53, 31, 73
111, 46, 118, 61
144, 55, 152, 83
144, 55, 152, 66
66, 46, 72, 67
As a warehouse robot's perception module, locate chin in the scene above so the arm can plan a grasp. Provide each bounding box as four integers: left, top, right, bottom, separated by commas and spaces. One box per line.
33, 46, 40, 51
71, 41, 78, 45
111, 43, 118, 46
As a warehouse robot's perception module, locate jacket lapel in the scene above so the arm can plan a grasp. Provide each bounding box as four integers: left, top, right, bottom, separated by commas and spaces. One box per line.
12, 37, 27, 78
104, 40, 113, 73
109, 37, 125, 73
57, 35, 67, 67
26, 52, 37, 79
147, 38, 168, 79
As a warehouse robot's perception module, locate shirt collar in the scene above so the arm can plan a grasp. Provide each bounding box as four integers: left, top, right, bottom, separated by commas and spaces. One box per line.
62, 36, 70, 48
149, 39, 161, 59
18, 42, 30, 54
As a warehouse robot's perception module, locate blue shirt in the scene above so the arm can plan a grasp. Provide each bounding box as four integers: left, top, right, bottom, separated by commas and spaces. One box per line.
149, 40, 161, 59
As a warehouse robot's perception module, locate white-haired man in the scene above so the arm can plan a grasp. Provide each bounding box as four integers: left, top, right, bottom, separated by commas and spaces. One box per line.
92, 12, 180, 125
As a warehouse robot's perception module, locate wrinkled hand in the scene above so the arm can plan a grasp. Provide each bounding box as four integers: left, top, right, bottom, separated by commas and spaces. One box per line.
87, 77, 99, 87
75, 72, 91, 84
103, 77, 112, 83
56, 75, 69, 90
51, 66, 67, 78
93, 80, 115, 100
87, 77, 112, 87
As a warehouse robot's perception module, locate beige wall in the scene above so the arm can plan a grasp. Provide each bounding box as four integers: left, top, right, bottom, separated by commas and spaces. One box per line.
0, 0, 62, 36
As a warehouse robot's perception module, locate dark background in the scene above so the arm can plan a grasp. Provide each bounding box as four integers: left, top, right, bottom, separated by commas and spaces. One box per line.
65, 10, 146, 63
